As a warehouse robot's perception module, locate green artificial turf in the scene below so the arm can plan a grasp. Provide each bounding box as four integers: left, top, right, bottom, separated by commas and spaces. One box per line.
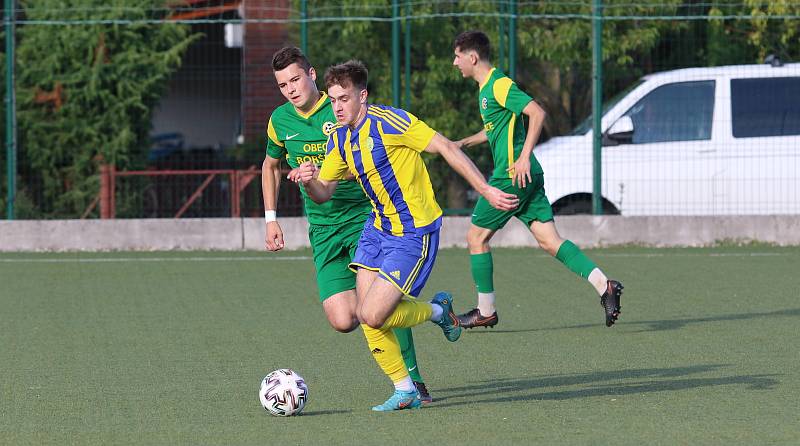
1, 247, 798, 445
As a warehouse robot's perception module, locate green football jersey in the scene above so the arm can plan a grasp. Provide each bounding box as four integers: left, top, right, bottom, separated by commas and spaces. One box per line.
478, 68, 544, 180
265, 93, 371, 225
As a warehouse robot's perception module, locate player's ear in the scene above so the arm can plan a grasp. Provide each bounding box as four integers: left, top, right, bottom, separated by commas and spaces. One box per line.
308, 66, 317, 81
359, 88, 368, 104
470, 51, 478, 65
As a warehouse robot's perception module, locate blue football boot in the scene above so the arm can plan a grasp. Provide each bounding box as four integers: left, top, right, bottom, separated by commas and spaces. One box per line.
431, 291, 461, 342
371, 389, 422, 412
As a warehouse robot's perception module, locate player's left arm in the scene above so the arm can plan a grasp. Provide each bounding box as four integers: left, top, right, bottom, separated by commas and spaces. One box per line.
425, 133, 518, 211
508, 100, 546, 188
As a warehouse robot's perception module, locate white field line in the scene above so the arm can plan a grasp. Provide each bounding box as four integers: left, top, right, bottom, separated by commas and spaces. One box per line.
0, 256, 312, 263
0, 252, 794, 263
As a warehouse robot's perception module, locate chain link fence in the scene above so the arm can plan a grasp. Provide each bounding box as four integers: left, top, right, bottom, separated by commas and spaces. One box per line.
2, 0, 798, 219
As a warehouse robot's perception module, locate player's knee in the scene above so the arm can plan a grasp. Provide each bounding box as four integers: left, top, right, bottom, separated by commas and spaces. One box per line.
537, 237, 562, 256
330, 320, 358, 333
327, 313, 359, 333
360, 311, 386, 329
467, 231, 488, 251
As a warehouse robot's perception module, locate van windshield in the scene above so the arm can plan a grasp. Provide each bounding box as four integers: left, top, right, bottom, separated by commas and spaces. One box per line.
570, 79, 645, 135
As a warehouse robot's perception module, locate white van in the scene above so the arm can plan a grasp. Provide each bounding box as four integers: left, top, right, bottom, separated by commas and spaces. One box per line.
535, 61, 800, 215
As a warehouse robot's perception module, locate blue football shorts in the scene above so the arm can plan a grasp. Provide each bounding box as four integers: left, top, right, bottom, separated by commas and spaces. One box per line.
349, 223, 440, 298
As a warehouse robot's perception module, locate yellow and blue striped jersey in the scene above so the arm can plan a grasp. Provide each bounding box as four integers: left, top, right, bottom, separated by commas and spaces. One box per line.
318, 104, 442, 236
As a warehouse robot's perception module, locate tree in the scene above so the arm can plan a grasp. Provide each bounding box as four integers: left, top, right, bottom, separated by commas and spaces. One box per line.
304, 0, 682, 209
13, 0, 199, 217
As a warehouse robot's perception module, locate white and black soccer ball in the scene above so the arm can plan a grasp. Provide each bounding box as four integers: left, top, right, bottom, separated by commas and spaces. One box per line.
259, 369, 308, 416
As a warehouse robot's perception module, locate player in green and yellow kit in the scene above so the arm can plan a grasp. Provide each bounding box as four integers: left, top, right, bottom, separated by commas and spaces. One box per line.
261, 47, 432, 402
451, 31, 624, 329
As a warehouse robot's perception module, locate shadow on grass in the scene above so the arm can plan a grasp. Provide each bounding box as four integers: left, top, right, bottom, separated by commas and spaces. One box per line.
468, 307, 800, 333
300, 409, 353, 416
430, 364, 779, 407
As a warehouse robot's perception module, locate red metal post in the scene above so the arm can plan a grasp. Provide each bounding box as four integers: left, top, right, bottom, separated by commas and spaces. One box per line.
109, 164, 116, 218
99, 164, 112, 219
230, 170, 240, 217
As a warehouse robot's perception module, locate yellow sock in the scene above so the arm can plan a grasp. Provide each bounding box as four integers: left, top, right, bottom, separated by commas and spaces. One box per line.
380, 298, 433, 329
361, 324, 409, 383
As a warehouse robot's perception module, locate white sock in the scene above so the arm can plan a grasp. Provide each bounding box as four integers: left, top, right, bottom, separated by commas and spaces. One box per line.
429, 302, 443, 322
477, 292, 496, 316
588, 268, 609, 296
394, 376, 415, 392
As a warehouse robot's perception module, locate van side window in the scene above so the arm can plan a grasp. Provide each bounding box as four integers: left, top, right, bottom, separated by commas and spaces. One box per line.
623, 81, 715, 144
731, 77, 800, 138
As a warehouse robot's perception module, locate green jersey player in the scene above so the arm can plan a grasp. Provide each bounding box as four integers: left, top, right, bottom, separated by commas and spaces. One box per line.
451, 31, 624, 329
261, 47, 432, 402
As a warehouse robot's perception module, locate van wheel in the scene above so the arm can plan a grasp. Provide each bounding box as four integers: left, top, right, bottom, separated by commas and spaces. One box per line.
552, 195, 619, 215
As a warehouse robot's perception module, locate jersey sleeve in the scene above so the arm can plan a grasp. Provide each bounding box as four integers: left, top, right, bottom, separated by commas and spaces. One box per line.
318, 131, 350, 181
401, 113, 437, 152
493, 77, 533, 115
265, 116, 286, 159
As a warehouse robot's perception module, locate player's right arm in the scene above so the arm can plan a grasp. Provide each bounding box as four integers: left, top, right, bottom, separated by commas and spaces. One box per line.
288, 131, 346, 204
288, 162, 338, 204
424, 132, 518, 211
457, 129, 488, 149
263, 116, 286, 251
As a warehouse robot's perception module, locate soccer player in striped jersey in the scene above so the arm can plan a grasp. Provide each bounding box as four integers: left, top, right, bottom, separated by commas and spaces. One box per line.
261, 48, 433, 402
289, 60, 518, 411
451, 30, 623, 329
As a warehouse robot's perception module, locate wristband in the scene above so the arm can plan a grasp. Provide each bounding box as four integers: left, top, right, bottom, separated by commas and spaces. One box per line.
264, 210, 277, 223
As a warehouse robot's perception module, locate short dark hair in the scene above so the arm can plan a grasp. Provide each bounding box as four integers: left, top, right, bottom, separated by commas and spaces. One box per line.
271, 46, 312, 72
324, 60, 368, 91
454, 30, 492, 61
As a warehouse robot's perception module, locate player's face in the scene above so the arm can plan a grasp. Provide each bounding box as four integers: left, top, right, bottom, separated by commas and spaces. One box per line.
328, 83, 368, 127
274, 63, 319, 110
453, 47, 475, 78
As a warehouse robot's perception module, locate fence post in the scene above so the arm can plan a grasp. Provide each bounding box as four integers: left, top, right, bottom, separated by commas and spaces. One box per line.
592, 0, 604, 215
300, 0, 308, 54
230, 170, 240, 218
5, 0, 17, 220
392, 0, 400, 107
404, 0, 411, 109
508, 0, 517, 80
99, 163, 115, 219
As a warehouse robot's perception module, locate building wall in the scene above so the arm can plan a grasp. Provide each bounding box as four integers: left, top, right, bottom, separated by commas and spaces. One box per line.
151, 22, 242, 150
242, 0, 291, 143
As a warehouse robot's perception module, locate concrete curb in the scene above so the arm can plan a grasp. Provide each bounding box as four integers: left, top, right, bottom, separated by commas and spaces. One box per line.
1, 216, 799, 251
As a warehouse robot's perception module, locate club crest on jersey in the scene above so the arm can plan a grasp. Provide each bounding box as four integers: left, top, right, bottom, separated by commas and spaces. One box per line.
366, 137, 375, 151
322, 121, 336, 135
481, 97, 488, 110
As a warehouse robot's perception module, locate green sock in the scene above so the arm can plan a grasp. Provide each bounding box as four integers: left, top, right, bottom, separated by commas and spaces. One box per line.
393, 327, 423, 382
555, 239, 597, 279
470, 252, 495, 293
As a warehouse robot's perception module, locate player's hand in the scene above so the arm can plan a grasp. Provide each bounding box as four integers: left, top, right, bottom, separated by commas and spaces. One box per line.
265, 221, 285, 251
507, 157, 532, 188
483, 186, 519, 211
287, 161, 318, 184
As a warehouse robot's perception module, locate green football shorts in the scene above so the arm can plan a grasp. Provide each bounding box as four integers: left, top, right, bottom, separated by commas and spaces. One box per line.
471, 174, 553, 231
308, 219, 364, 301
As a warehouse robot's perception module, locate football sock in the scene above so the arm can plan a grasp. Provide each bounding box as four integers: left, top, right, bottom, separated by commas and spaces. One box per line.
380, 298, 433, 329
588, 268, 610, 296
394, 376, 415, 392
429, 301, 443, 321
393, 327, 423, 382
470, 252, 495, 293
477, 292, 496, 316
361, 324, 409, 384
555, 239, 597, 279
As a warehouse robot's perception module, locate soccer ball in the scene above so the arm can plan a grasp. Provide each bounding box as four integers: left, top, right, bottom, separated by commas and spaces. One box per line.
259, 369, 308, 416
